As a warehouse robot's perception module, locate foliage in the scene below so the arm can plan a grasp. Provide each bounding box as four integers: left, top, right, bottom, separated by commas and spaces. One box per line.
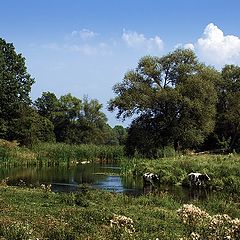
35, 93, 117, 145
109, 49, 219, 157
212, 65, 240, 151
0, 38, 35, 142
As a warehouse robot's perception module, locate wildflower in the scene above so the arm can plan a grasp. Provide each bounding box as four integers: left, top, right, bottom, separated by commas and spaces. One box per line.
190, 232, 200, 240
110, 214, 135, 234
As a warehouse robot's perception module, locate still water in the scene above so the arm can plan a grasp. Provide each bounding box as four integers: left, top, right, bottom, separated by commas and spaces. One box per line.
0, 163, 143, 195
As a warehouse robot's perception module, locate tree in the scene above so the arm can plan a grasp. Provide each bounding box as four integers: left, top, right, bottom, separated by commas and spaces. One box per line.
77, 97, 112, 144
35, 93, 112, 144
108, 49, 219, 156
112, 125, 128, 145
212, 65, 240, 151
34, 91, 59, 123
0, 38, 35, 141
12, 105, 55, 146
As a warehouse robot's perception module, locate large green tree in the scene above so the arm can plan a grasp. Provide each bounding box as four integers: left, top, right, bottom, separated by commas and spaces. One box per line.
109, 49, 220, 156
0, 38, 35, 141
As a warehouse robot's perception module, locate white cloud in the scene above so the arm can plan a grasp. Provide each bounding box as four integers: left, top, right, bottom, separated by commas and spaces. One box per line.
67, 29, 98, 41
196, 23, 240, 65
122, 30, 163, 53
174, 43, 195, 51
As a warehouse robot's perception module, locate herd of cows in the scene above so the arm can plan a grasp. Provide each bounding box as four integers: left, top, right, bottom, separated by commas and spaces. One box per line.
143, 172, 211, 188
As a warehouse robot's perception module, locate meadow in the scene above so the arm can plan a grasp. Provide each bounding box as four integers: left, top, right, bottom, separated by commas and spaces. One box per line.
1, 140, 240, 239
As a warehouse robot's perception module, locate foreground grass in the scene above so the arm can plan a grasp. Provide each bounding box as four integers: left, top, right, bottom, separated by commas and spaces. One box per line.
0, 185, 184, 239
1, 185, 240, 240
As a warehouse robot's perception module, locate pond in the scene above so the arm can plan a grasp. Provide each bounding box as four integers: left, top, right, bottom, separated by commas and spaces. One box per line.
0, 163, 218, 201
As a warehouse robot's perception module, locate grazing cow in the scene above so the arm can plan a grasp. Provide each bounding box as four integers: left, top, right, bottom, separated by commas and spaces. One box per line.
143, 172, 160, 187
188, 172, 210, 187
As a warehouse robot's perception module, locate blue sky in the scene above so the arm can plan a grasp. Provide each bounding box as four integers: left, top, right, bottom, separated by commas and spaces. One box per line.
1, 0, 240, 127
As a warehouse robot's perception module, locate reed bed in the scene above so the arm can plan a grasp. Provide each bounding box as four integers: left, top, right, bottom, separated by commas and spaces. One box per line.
0, 140, 124, 166
33, 143, 124, 165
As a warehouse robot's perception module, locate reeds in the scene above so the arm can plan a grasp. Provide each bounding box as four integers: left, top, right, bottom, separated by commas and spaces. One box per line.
32, 142, 124, 165
0, 140, 124, 166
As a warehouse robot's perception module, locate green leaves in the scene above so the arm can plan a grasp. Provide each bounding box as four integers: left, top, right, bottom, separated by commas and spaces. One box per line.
0, 38, 35, 141
109, 49, 220, 156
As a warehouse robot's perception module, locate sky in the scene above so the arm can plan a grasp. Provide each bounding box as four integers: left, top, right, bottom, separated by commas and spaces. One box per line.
1, 0, 240, 127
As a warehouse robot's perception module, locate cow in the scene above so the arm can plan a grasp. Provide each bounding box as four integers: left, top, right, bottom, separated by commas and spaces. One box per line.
143, 172, 160, 187
188, 172, 210, 187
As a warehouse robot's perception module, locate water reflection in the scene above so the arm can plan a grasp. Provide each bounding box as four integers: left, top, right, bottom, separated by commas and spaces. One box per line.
0, 163, 143, 195
0, 164, 212, 200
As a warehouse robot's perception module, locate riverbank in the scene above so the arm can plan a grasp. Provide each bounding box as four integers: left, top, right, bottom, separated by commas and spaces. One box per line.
1, 184, 240, 239
121, 153, 240, 194
2, 140, 240, 194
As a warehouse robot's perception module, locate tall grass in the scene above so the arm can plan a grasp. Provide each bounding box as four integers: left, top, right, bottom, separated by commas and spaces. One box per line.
0, 139, 37, 166
32, 143, 124, 165
1, 184, 240, 239
0, 140, 124, 166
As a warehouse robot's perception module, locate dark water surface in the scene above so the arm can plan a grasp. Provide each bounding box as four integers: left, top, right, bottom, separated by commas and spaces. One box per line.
0, 163, 143, 195
0, 163, 218, 201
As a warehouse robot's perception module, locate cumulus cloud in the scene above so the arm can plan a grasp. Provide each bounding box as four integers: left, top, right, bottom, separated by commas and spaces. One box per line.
122, 30, 163, 53
184, 43, 195, 51
196, 23, 240, 65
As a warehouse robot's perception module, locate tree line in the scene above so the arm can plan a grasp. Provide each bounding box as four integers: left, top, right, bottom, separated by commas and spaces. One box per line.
0, 38, 127, 146
1, 37, 240, 157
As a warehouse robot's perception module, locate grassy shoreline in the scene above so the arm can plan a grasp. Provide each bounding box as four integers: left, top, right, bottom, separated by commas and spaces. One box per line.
0, 141, 124, 166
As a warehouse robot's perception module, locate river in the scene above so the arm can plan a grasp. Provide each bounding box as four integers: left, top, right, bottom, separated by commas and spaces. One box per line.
0, 163, 218, 201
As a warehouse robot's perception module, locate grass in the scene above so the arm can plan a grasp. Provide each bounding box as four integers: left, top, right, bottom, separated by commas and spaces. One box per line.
0, 184, 240, 239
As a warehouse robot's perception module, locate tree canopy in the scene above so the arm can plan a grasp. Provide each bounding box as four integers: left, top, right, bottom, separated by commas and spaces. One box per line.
109, 49, 220, 156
